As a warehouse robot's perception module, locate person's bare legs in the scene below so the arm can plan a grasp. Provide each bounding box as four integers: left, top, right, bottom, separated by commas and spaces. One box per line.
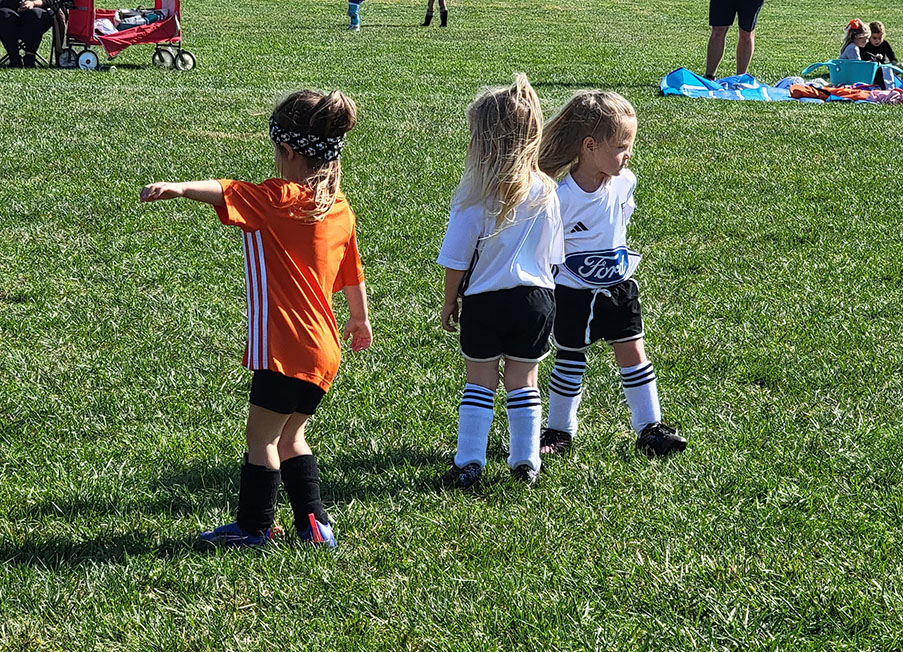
736, 28, 755, 74
705, 25, 730, 78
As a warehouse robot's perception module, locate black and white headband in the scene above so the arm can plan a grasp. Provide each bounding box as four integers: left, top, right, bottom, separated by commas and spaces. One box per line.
269, 116, 345, 162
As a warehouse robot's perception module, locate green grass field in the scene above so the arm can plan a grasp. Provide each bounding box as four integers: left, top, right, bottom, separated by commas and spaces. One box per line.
2, 0, 903, 649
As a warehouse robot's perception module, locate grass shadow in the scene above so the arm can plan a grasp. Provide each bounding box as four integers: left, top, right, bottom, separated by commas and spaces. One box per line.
323, 444, 446, 503
0, 533, 194, 569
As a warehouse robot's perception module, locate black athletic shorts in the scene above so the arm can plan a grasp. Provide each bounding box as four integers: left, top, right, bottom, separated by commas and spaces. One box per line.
552, 279, 644, 352
709, 0, 764, 31
459, 286, 555, 362
249, 369, 326, 415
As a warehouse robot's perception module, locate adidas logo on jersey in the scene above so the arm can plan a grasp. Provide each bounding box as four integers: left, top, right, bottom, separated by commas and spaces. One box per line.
570, 221, 589, 233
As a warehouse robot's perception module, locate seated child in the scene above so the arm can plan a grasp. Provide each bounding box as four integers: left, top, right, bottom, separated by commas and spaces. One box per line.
862, 21, 897, 64
839, 18, 870, 60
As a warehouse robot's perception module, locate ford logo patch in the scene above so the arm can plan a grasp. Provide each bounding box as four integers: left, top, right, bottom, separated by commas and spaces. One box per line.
562, 248, 640, 287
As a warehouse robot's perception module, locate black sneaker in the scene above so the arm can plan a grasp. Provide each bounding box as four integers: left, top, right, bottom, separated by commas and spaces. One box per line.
539, 428, 573, 455
442, 462, 482, 488
635, 423, 687, 457
511, 464, 539, 485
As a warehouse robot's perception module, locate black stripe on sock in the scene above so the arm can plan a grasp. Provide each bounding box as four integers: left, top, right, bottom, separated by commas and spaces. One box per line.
622, 374, 656, 388
507, 401, 542, 411
550, 379, 582, 397
555, 361, 587, 374
550, 371, 583, 388
460, 399, 494, 410
620, 364, 653, 381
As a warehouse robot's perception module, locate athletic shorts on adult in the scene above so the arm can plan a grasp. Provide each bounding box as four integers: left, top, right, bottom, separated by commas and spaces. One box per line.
459, 286, 555, 362
552, 279, 643, 352
709, 0, 765, 32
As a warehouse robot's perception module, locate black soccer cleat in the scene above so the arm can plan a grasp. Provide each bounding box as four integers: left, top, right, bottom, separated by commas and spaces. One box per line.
442, 462, 482, 489
635, 423, 687, 457
539, 428, 573, 455
510, 464, 539, 485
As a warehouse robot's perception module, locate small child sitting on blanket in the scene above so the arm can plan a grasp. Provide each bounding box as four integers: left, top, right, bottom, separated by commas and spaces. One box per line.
839, 19, 870, 60
862, 21, 897, 65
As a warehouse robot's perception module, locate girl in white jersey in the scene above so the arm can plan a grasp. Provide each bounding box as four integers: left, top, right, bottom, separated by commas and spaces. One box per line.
538, 91, 686, 457
438, 74, 563, 487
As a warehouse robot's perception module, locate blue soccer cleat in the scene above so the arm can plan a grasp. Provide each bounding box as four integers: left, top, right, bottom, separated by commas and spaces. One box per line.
297, 513, 337, 548
197, 522, 281, 548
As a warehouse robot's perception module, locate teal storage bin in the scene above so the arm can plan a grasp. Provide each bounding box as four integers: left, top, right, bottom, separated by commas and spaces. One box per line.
802, 59, 879, 85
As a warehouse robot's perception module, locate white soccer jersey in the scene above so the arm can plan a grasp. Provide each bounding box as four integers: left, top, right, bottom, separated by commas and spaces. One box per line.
554, 170, 641, 290
437, 175, 564, 296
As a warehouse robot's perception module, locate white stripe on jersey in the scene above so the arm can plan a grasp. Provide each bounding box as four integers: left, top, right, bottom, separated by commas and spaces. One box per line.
244, 231, 262, 368
254, 230, 268, 370
242, 232, 255, 367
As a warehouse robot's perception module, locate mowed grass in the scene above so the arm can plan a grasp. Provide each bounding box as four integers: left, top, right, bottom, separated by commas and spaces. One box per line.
2, 0, 903, 649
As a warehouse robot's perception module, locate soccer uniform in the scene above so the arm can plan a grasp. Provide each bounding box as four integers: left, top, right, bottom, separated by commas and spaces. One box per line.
546, 170, 663, 437
215, 178, 365, 413
438, 174, 563, 473
437, 175, 564, 362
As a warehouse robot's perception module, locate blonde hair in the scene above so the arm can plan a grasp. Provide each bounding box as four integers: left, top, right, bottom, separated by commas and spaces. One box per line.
539, 90, 637, 180
455, 74, 555, 229
841, 18, 870, 54
271, 89, 357, 222
870, 21, 886, 36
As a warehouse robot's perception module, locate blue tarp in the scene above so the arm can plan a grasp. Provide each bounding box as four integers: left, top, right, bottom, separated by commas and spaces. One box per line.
660, 68, 794, 101
661, 67, 903, 103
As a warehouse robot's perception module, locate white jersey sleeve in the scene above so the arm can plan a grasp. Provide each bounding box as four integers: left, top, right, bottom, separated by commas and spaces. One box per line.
437, 198, 483, 271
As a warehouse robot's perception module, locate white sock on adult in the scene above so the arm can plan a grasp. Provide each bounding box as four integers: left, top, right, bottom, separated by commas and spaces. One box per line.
454, 383, 495, 468
547, 351, 587, 435
506, 386, 542, 471
620, 360, 661, 433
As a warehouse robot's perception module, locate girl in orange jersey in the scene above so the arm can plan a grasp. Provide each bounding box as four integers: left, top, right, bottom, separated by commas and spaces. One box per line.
140, 90, 372, 548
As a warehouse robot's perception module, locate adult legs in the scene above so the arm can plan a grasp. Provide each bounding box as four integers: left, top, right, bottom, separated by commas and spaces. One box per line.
0, 8, 23, 67
705, 25, 730, 78
736, 28, 755, 74
19, 8, 51, 66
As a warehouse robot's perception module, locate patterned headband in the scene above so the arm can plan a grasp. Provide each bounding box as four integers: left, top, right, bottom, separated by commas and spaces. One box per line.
269, 116, 345, 162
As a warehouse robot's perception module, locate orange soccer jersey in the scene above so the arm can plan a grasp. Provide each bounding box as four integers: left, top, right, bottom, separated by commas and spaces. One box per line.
215, 178, 365, 392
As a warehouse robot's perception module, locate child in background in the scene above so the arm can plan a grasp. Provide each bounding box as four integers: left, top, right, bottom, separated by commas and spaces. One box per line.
537, 91, 686, 457
862, 21, 897, 64
438, 74, 563, 488
347, 0, 363, 31
140, 90, 372, 548
839, 19, 870, 60
422, 0, 447, 27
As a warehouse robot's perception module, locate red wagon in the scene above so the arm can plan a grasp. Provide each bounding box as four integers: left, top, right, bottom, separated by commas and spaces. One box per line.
57, 0, 195, 70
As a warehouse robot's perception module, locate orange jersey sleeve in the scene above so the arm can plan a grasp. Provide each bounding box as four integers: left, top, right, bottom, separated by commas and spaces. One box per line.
333, 224, 366, 293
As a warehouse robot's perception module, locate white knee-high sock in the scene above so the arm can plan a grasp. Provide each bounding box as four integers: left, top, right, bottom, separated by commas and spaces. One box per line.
547, 351, 587, 435
620, 361, 661, 433
454, 383, 495, 468
506, 386, 542, 471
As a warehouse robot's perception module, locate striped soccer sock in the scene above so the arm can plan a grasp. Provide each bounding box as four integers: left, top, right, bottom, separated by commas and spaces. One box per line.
506, 386, 542, 471
454, 383, 495, 469
547, 350, 587, 435
620, 360, 662, 433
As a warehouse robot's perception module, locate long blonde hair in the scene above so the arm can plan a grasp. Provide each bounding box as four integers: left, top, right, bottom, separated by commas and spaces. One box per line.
539, 90, 637, 180
455, 74, 555, 229
841, 18, 870, 55
271, 89, 357, 222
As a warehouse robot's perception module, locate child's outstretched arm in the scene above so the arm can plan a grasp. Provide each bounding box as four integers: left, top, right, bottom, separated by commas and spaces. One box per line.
342, 281, 372, 352
441, 267, 465, 332
139, 180, 225, 206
